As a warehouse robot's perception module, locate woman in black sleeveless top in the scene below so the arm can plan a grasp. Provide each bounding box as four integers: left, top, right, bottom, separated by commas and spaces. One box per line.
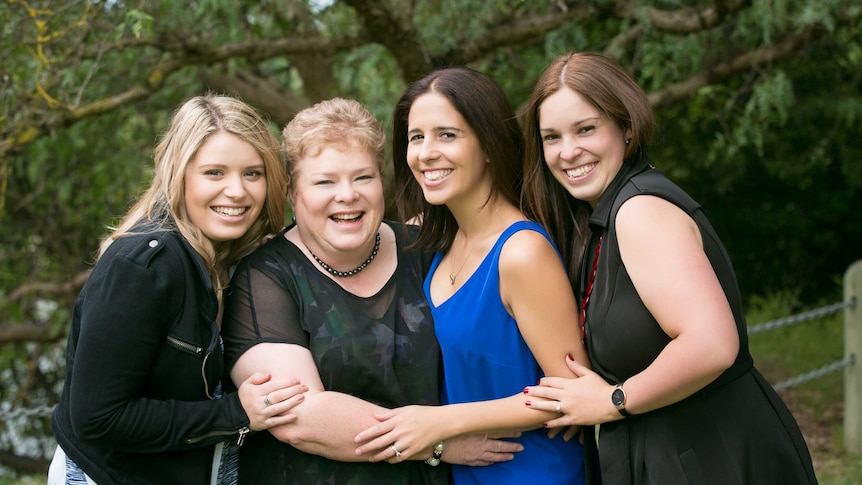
520, 52, 817, 484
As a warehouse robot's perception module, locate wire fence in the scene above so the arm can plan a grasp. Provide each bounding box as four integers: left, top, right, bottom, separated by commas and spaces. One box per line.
748, 297, 857, 392
0, 299, 856, 423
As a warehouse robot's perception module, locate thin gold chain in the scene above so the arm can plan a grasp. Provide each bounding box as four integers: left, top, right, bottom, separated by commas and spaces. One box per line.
449, 204, 500, 285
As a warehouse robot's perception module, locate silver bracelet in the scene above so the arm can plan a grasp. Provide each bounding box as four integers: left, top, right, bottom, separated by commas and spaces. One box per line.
425, 441, 444, 466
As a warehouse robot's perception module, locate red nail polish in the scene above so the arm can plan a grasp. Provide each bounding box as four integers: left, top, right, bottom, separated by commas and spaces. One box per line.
525, 400, 532, 406
567, 353, 574, 361
543, 423, 549, 428
523, 387, 529, 394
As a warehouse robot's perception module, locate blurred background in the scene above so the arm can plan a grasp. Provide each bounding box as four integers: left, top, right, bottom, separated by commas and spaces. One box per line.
1, 0, 860, 482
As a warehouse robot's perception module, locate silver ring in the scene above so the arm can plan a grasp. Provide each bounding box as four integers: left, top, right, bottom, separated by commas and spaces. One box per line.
391, 445, 402, 457
555, 402, 562, 413
264, 394, 272, 407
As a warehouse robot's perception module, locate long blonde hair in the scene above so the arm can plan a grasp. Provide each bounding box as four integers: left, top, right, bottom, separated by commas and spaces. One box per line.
99, 94, 287, 300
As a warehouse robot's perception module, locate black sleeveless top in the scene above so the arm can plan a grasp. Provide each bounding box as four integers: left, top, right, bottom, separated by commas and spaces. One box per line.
582, 154, 816, 484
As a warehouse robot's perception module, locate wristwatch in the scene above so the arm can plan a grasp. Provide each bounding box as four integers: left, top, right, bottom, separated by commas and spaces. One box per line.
611, 382, 631, 417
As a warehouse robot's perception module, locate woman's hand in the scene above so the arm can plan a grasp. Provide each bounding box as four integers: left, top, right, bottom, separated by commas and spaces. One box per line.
237, 372, 307, 431
523, 355, 620, 427
546, 425, 582, 442
444, 432, 524, 466
353, 405, 444, 463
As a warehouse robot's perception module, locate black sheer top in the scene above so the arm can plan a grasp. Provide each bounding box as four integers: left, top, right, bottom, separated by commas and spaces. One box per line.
222, 220, 449, 484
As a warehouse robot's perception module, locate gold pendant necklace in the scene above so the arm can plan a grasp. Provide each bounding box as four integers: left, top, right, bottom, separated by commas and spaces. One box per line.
449, 205, 499, 285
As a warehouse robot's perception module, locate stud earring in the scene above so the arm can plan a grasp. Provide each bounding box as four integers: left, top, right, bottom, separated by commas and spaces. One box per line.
625, 138, 631, 145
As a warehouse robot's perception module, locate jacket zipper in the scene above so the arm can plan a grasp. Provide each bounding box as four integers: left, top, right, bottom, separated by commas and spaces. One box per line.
186, 426, 251, 446
201, 351, 213, 399
166, 335, 203, 355
167, 335, 215, 398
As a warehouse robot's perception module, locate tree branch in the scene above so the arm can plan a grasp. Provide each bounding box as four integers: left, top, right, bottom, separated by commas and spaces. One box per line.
202, 69, 308, 128
0, 323, 59, 344
644, 0, 753, 35
647, 27, 818, 108
0, 450, 49, 476
8, 270, 90, 302
450, 8, 604, 65
1, 34, 367, 159
341, 0, 431, 81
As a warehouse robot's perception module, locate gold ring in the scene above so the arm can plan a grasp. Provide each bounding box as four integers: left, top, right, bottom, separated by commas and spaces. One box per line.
391, 445, 402, 457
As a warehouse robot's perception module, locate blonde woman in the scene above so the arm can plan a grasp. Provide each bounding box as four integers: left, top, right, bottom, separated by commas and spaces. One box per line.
49, 94, 306, 485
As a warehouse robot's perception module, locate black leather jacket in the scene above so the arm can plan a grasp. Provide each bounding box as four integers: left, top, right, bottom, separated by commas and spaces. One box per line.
51, 227, 250, 485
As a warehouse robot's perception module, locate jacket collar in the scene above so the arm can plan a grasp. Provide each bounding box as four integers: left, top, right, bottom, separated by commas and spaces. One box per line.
133, 217, 216, 297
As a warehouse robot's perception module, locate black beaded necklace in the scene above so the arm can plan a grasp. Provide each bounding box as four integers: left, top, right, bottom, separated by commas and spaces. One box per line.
309, 232, 380, 277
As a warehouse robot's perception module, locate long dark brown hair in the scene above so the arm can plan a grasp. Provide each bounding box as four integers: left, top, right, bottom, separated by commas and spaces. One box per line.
521, 53, 656, 292
392, 66, 524, 252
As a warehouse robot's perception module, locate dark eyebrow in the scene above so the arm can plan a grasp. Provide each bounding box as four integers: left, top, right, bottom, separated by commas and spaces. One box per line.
407, 126, 464, 134
540, 116, 601, 133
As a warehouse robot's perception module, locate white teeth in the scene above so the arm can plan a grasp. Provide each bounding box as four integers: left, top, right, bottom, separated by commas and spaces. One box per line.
331, 213, 361, 220
565, 164, 595, 178
214, 207, 246, 216
424, 169, 452, 181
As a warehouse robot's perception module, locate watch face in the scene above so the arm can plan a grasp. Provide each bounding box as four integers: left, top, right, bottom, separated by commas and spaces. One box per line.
611, 388, 625, 407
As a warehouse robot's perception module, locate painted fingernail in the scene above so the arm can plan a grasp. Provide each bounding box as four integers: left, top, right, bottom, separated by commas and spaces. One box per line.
567, 353, 574, 361
523, 387, 529, 394
543, 423, 549, 428
525, 400, 532, 407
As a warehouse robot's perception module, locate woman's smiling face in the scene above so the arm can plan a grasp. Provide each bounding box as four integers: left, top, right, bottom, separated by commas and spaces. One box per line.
289, 142, 384, 258
405, 93, 491, 209
539, 87, 630, 208
183, 131, 267, 242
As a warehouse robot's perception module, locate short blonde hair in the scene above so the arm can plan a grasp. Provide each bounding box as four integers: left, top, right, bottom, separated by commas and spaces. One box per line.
282, 97, 385, 192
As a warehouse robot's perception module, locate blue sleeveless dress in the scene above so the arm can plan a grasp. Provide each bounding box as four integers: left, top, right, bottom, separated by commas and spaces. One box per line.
426, 221, 586, 485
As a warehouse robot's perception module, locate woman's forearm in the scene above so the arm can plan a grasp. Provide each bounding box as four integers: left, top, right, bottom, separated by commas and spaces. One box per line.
438, 393, 557, 437
269, 390, 388, 461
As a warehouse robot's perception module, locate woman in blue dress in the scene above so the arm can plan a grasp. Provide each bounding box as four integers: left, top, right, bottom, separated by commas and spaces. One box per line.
353, 67, 591, 484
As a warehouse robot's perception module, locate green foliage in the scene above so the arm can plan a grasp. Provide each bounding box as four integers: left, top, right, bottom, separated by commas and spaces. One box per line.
1, 0, 861, 478
336, 45, 403, 124
639, 36, 706, 92
116, 9, 155, 40
706, 71, 795, 164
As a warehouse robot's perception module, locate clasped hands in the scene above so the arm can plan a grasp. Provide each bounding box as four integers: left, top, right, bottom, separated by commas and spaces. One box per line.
352, 407, 524, 466
352, 355, 622, 462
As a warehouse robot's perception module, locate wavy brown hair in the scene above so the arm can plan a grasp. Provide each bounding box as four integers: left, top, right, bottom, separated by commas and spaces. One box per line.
521, 53, 656, 292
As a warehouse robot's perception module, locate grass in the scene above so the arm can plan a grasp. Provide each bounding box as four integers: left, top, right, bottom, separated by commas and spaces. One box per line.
747, 290, 861, 484
0, 477, 40, 485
